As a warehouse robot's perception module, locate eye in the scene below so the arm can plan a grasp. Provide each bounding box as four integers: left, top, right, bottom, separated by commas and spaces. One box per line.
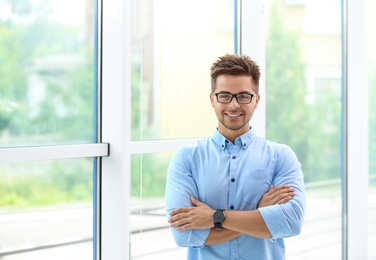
218, 93, 231, 99
238, 94, 250, 99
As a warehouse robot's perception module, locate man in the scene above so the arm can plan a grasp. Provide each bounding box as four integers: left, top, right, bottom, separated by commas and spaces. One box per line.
165, 54, 305, 259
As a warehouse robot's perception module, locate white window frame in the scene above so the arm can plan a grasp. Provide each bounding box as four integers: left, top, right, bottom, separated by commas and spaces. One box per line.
99, 1, 264, 259
100, 0, 370, 259
344, 0, 369, 258
0, 0, 367, 259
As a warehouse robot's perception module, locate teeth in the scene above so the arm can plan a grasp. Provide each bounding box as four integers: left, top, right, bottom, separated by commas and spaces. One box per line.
227, 114, 240, 117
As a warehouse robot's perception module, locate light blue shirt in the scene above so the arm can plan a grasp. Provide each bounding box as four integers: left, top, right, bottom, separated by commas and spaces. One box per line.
165, 127, 306, 260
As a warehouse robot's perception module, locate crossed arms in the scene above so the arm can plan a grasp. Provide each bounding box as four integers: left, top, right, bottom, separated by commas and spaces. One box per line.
168, 185, 295, 245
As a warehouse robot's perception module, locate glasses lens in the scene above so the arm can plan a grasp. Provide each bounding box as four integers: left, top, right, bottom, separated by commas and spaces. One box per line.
217, 93, 232, 103
237, 93, 252, 104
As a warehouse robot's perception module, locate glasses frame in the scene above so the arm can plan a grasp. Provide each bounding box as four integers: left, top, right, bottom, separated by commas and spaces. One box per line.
212, 92, 258, 104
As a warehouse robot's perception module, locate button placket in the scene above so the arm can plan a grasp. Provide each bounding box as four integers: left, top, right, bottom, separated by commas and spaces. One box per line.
229, 174, 236, 210
228, 145, 239, 211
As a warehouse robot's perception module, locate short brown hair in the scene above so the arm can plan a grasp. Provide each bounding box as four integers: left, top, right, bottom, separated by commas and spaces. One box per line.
210, 54, 261, 92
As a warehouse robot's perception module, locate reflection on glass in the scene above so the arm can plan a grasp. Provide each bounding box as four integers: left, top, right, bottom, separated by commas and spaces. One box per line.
130, 152, 186, 258
265, 0, 342, 258
368, 0, 376, 258
0, 158, 93, 259
131, 0, 235, 141
0, 0, 95, 147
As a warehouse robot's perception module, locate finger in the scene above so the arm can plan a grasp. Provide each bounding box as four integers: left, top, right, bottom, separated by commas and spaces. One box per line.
168, 212, 182, 223
278, 184, 292, 189
168, 213, 177, 223
275, 190, 295, 203
264, 185, 283, 197
170, 215, 193, 229
176, 223, 191, 231
276, 195, 292, 204
169, 207, 189, 216
190, 196, 202, 206
169, 209, 180, 216
169, 213, 185, 225
273, 184, 291, 192
191, 196, 206, 207
269, 185, 294, 199
265, 185, 275, 195
267, 192, 291, 205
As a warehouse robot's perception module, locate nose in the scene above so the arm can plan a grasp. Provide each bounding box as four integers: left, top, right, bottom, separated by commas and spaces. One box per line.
228, 96, 240, 109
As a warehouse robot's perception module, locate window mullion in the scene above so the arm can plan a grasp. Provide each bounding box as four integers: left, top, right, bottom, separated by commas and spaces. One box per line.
240, 0, 266, 137
0, 143, 109, 163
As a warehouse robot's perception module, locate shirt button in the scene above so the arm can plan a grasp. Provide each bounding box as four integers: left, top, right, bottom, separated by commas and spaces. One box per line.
231, 178, 235, 182
232, 156, 236, 159
230, 205, 234, 210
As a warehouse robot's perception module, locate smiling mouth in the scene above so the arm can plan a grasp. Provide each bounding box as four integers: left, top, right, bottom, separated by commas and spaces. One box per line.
225, 113, 242, 118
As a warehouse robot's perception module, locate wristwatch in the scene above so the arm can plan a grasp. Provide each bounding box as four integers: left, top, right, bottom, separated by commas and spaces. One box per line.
212, 209, 226, 231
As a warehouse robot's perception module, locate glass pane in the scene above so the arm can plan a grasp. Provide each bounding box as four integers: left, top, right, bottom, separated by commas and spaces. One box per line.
368, 0, 376, 259
265, 0, 343, 258
130, 152, 186, 259
131, 0, 235, 141
0, 0, 95, 147
0, 158, 93, 259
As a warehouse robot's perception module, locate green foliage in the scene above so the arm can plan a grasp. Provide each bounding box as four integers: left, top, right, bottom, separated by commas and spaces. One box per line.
265, 2, 341, 182
0, 0, 95, 208
369, 66, 376, 175
0, 26, 27, 96
265, 2, 308, 153
131, 66, 142, 140
1, 0, 33, 17
0, 25, 27, 132
27, 51, 95, 141
131, 153, 172, 198
0, 0, 94, 141
4, 0, 369, 210
131, 65, 157, 141
0, 159, 93, 208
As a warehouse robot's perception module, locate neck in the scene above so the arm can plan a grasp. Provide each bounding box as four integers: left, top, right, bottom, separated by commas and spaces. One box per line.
217, 124, 251, 143
217, 129, 243, 144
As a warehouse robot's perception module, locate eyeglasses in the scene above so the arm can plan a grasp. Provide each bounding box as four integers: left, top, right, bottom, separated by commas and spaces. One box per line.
212, 92, 258, 104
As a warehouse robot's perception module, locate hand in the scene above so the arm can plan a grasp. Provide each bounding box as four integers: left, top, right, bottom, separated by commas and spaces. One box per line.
257, 185, 295, 208
168, 196, 214, 231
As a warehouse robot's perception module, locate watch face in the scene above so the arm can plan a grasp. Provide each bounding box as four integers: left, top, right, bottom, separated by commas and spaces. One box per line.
213, 210, 225, 222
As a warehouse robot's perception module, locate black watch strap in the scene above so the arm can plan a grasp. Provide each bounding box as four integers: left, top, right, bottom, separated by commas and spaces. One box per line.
214, 221, 223, 231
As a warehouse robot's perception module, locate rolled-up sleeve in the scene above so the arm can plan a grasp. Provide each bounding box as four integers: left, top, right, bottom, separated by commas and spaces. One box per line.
165, 147, 211, 247
258, 145, 306, 240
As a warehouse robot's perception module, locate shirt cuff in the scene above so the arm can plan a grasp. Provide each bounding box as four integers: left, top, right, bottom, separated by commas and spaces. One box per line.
188, 229, 211, 248
258, 205, 291, 240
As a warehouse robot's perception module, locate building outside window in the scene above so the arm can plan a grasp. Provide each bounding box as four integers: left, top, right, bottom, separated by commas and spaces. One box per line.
0, 0, 374, 259
0, 0, 96, 259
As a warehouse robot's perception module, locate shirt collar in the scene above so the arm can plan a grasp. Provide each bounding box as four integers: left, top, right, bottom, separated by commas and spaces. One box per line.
212, 127, 256, 150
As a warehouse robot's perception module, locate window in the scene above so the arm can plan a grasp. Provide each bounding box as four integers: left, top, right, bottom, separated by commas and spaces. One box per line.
2, 0, 372, 259
368, 0, 376, 258
265, 0, 343, 258
0, 0, 95, 146
0, 159, 94, 259
131, 0, 234, 141
129, 0, 235, 257
0, 0, 101, 259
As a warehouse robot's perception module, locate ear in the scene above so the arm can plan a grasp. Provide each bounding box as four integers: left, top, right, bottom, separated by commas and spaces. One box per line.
254, 94, 260, 109
210, 93, 214, 107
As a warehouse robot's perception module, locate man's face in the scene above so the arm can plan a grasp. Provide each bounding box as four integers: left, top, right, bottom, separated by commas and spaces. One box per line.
210, 75, 260, 139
